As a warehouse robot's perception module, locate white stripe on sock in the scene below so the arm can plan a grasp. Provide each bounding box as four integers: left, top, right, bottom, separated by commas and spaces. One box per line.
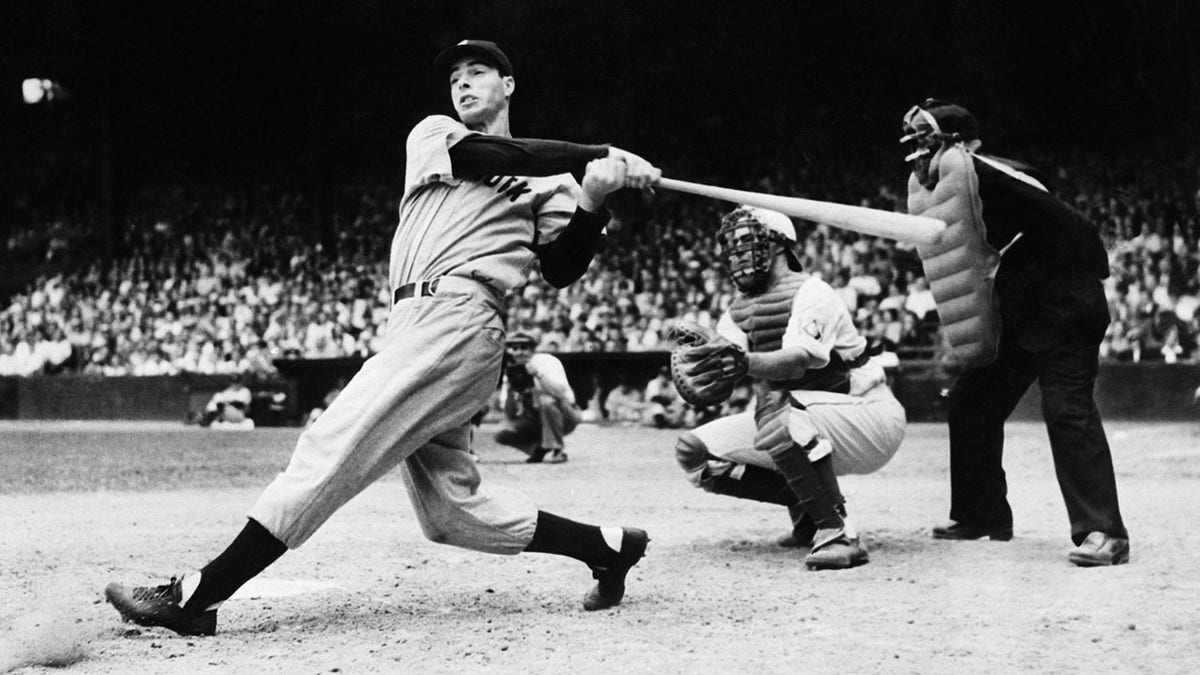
600, 526, 624, 552
178, 571, 201, 606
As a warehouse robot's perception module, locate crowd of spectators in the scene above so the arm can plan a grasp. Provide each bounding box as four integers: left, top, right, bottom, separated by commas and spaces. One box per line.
2, 148, 1200, 379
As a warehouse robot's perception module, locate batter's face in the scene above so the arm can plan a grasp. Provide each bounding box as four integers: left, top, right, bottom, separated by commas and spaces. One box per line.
449, 58, 514, 130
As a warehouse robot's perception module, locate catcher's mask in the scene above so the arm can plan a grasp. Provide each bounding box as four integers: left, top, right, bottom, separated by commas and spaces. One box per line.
901, 98, 979, 189
718, 206, 801, 294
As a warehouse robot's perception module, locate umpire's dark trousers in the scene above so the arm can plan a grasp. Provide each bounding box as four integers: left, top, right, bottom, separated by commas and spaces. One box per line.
946, 327, 1128, 545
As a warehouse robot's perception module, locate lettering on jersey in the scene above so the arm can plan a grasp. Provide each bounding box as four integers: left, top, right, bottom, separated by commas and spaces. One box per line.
482, 175, 533, 202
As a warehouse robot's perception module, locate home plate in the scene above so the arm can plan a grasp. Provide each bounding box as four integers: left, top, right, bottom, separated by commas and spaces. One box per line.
229, 578, 342, 600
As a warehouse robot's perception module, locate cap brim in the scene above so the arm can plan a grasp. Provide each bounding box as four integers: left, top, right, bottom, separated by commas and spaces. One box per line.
434, 45, 508, 76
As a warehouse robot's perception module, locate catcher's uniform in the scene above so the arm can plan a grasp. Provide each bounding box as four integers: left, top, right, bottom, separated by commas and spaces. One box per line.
248, 115, 580, 552
679, 274, 905, 488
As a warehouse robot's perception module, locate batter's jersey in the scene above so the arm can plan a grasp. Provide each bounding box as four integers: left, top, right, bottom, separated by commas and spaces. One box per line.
716, 275, 887, 396
394, 115, 581, 292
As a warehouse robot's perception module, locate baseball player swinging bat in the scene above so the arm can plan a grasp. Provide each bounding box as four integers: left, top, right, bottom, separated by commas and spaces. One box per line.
657, 177, 945, 245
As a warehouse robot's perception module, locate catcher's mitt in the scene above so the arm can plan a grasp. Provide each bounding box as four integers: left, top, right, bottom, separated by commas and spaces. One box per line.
668, 321, 749, 407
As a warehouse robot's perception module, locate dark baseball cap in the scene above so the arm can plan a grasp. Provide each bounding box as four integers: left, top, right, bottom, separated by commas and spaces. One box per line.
435, 40, 514, 77
505, 330, 538, 346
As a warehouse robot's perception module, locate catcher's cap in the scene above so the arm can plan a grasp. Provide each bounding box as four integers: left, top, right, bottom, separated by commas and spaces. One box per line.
435, 40, 514, 77
901, 98, 979, 143
732, 206, 796, 242
505, 330, 538, 347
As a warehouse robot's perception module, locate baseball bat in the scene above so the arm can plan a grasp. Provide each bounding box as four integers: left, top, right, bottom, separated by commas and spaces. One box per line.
656, 177, 945, 245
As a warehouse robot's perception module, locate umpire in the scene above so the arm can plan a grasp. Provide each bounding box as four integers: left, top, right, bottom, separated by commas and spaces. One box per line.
902, 99, 1129, 566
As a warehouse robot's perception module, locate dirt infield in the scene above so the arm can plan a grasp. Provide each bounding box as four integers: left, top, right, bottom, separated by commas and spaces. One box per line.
2, 420, 1198, 674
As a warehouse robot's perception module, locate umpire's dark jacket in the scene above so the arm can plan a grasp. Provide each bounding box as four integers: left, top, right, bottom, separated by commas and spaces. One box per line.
975, 158, 1111, 351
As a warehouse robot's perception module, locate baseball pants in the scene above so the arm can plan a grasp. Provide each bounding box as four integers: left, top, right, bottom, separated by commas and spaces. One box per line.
678, 383, 907, 489
249, 279, 539, 554
947, 332, 1127, 544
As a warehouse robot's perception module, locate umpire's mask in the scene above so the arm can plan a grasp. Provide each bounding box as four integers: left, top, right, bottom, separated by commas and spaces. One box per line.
901, 98, 980, 189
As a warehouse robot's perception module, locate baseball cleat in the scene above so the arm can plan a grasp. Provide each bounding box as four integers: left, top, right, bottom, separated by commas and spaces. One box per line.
525, 448, 549, 463
545, 450, 568, 464
804, 528, 868, 570
931, 521, 1013, 541
582, 528, 649, 611
105, 577, 217, 636
1068, 532, 1130, 567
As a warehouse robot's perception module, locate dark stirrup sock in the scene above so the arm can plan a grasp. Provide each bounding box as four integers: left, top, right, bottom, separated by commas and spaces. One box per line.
709, 463, 797, 506
183, 518, 288, 613
523, 511, 618, 567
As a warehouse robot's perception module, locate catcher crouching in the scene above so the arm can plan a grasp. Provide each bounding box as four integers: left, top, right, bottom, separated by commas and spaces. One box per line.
671, 206, 907, 569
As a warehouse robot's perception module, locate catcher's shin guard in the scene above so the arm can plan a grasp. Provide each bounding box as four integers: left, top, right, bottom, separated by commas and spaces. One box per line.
812, 455, 844, 507
755, 389, 844, 530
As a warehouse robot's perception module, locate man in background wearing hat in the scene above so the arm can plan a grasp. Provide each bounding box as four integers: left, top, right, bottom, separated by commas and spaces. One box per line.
903, 99, 1129, 566
104, 39, 660, 636
496, 330, 581, 463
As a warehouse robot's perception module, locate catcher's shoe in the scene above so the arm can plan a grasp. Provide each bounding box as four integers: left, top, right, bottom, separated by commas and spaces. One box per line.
582, 528, 649, 611
105, 577, 217, 636
1068, 532, 1130, 567
804, 528, 869, 570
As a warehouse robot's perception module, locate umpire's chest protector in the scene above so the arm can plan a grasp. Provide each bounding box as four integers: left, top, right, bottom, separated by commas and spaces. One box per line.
907, 146, 1001, 368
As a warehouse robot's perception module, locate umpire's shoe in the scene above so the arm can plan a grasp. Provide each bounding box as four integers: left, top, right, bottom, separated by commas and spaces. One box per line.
1068, 532, 1130, 567
804, 528, 869, 570
105, 577, 217, 636
932, 521, 1014, 541
583, 528, 649, 611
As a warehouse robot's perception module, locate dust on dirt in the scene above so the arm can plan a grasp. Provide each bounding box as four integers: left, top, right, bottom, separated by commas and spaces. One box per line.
2, 421, 1197, 674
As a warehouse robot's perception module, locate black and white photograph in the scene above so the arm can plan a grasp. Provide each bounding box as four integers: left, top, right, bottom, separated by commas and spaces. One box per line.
2, 1, 1198, 672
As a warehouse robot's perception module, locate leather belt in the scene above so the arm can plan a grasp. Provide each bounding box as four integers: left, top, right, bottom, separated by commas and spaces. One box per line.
393, 278, 441, 304
393, 275, 504, 306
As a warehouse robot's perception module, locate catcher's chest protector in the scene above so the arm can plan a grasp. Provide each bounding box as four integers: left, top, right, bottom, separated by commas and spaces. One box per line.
729, 272, 807, 353
730, 272, 854, 394
907, 146, 1001, 368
